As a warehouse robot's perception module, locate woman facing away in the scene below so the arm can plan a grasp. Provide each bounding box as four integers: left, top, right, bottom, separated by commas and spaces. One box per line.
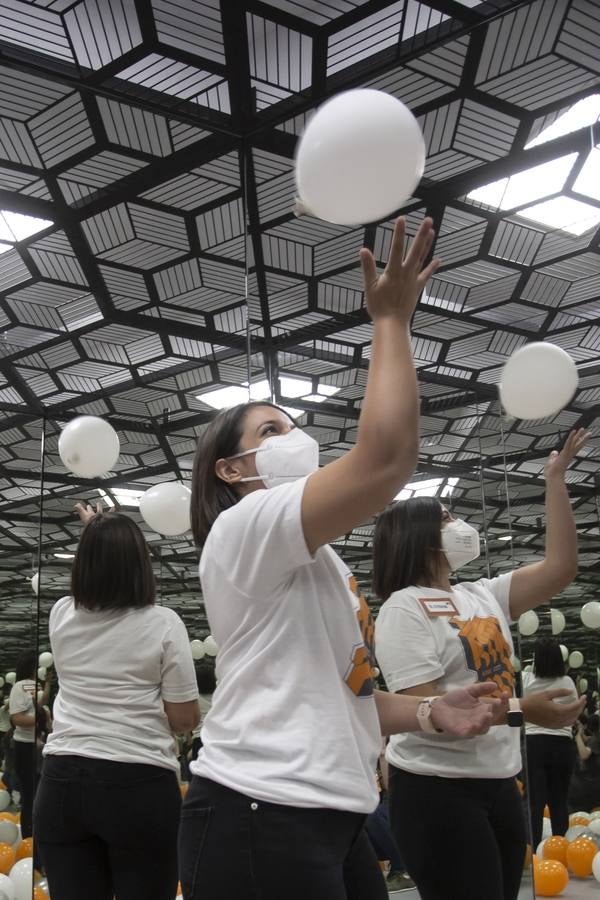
523, 637, 578, 848
569, 713, 600, 813
373, 430, 588, 900
33, 509, 200, 900
179, 217, 506, 900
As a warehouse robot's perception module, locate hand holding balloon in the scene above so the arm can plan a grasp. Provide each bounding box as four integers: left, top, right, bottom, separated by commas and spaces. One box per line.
544, 429, 591, 481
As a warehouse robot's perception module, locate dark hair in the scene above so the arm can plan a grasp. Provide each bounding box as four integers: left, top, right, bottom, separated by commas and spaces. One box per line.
373, 497, 443, 600
191, 401, 286, 549
71, 512, 155, 611
196, 664, 217, 695
533, 637, 565, 678
15, 650, 36, 682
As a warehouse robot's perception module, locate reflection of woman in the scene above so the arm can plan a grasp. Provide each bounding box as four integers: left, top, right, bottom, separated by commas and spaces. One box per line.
179, 218, 502, 900
33, 510, 200, 900
9, 649, 49, 838
523, 637, 577, 847
569, 714, 600, 813
373, 430, 587, 900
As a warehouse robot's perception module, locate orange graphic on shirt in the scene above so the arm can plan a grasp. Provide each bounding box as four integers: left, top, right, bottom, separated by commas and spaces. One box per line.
449, 615, 515, 697
344, 576, 375, 698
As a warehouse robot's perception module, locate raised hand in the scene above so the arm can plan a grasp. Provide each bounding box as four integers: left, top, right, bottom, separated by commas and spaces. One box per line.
429, 682, 503, 737
545, 428, 591, 481
360, 216, 440, 325
74, 500, 102, 525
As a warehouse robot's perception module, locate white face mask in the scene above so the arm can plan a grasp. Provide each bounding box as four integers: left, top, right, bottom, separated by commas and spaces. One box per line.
441, 519, 481, 571
229, 428, 319, 489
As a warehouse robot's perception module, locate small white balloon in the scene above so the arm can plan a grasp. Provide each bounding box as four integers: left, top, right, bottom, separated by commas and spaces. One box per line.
518, 610, 539, 636
510, 655, 521, 673
569, 651, 584, 669
550, 608, 566, 635
593, 850, 600, 882
139, 482, 191, 536
4, 673, 15, 686
0, 874, 14, 900
30, 573, 38, 596
560, 644, 569, 662
39, 652, 53, 669
8, 857, 33, 900
536, 839, 546, 857
565, 824, 587, 841
295, 89, 425, 226
0, 790, 9, 812
58, 415, 120, 478
0, 820, 16, 845
499, 342, 578, 420
203, 636, 218, 657
542, 817, 552, 839
579, 678, 589, 692
190, 640, 205, 661
581, 601, 600, 629
37, 667, 46, 681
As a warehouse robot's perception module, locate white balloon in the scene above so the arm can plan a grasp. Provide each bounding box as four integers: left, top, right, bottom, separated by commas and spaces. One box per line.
203, 636, 218, 657
569, 651, 584, 668
0, 875, 14, 900
589, 819, 600, 835
373, 667, 380, 678
9, 857, 33, 900
39, 652, 53, 669
0, 821, 16, 846
579, 678, 589, 692
37, 668, 46, 681
11, 825, 20, 851
593, 850, 600, 882
518, 610, 539, 636
58, 415, 120, 478
565, 824, 587, 841
560, 644, 569, 662
0, 791, 9, 813
550, 608, 566, 635
295, 89, 425, 226
510, 655, 521, 672
499, 342, 578, 420
190, 640, 205, 661
139, 482, 191, 536
30, 573, 39, 596
542, 817, 552, 839
4, 674, 14, 686
536, 840, 546, 857
581, 601, 600, 629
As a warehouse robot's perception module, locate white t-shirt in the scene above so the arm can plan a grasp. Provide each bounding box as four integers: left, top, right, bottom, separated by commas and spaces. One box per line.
44, 598, 199, 771
191, 477, 381, 814
9, 680, 35, 743
522, 671, 577, 738
375, 575, 521, 779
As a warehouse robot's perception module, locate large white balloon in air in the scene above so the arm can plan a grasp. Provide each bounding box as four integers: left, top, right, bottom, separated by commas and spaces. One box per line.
518, 610, 539, 636
499, 342, 578, 420
581, 601, 600, 629
58, 416, 120, 478
295, 89, 425, 225
139, 482, 192, 536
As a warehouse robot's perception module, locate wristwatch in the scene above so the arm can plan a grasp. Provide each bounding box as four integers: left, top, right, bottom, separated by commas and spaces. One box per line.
507, 697, 524, 728
416, 696, 444, 734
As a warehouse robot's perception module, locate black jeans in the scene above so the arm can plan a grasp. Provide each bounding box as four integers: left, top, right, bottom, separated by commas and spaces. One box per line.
33, 755, 181, 900
389, 765, 527, 900
526, 734, 575, 848
14, 740, 36, 839
178, 775, 387, 900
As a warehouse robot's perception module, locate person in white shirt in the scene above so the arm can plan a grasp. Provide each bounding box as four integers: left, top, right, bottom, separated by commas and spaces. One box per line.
180, 217, 507, 900
373, 428, 588, 900
522, 637, 578, 848
33, 509, 200, 900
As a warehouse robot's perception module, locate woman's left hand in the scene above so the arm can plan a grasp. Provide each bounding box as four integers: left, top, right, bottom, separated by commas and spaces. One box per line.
430, 683, 505, 737
544, 428, 591, 480
74, 500, 102, 524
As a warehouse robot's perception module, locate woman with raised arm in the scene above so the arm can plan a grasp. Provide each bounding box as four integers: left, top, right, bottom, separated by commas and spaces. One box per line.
373, 429, 588, 900
179, 218, 505, 900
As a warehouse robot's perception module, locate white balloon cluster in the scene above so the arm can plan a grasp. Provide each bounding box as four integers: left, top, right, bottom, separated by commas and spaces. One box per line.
190, 636, 218, 660
39, 651, 53, 669
500, 342, 578, 420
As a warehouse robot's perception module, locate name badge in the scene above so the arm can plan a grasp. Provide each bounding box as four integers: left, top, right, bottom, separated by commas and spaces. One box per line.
418, 597, 460, 617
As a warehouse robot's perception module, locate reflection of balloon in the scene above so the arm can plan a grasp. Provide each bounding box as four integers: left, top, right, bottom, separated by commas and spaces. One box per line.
566, 837, 596, 877
4, 676, 14, 687
38, 653, 53, 669
543, 836, 568, 866
139, 483, 191, 536
589, 819, 600, 836
533, 858, 569, 896
0, 826, 15, 850
0, 873, 14, 900
571, 813, 590, 827
0, 845, 14, 876
569, 651, 584, 668
0, 795, 9, 815
203, 636, 218, 657
295, 89, 425, 226
550, 608, 565, 635
536, 840, 546, 857
560, 645, 569, 662
8, 857, 33, 900
14, 840, 32, 862
581, 601, 600, 629
500, 342, 578, 420
565, 825, 587, 842
58, 416, 120, 478
542, 817, 552, 839
519, 610, 539, 636
593, 850, 600, 882
36, 668, 46, 682
579, 678, 588, 692
190, 640, 205, 661
30, 574, 38, 596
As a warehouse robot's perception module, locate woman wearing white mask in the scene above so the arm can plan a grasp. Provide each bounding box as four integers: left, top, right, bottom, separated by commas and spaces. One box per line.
373, 428, 589, 900
180, 218, 505, 900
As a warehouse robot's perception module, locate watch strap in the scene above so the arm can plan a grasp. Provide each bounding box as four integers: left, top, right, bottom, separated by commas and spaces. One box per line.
507, 697, 524, 728
416, 696, 443, 734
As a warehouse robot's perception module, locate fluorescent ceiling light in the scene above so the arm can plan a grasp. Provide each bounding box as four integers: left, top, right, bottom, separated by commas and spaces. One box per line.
395, 476, 459, 501
196, 380, 271, 409
518, 196, 600, 235
54, 553, 75, 559
0, 211, 53, 242
526, 95, 600, 149
97, 488, 144, 508
498, 535, 512, 542
467, 154, 577, 211
573, 147, 600, 202
97, 489, 115, 508
279, 375, 339, 401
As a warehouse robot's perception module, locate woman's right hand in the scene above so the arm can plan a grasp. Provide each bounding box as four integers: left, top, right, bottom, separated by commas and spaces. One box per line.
359, 216, 440, 325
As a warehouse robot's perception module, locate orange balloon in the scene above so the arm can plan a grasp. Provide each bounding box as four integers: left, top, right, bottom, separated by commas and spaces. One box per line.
543, 835, 569, 866
0, 842, 15, 875
0, 813, 15, 824
566, 837, 597, 877
569, 815, 589, 827
34, 888, 49, 900
534, 859, 569, 896
15, 837, 33, 860
544, 805, 551, 818
516, 779, 524, 796
180, 783, 189, 797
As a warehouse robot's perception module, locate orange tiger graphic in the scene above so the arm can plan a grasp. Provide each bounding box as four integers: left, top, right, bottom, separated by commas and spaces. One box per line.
449, 615, 515, 696
344, 576, 376, 698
